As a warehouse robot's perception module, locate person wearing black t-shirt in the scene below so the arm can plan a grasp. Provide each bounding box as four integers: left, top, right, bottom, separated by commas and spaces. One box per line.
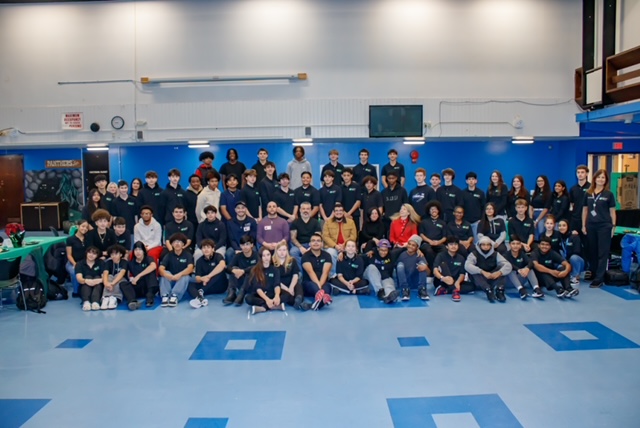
381, 171, 408, 229
66, 219, 89, 295
219, 148, 247, 190
486, 170, 509, 219
503, 236, 543, 299
433, 236, 475, 302
321, 149, 345, 186
507, 199, 535, 252
101, 244, 128, 310
189, 239, 228, 309
139, 171, 164, 224
158, 169, 186, 226
581, 169, 616, 288
240, 169, 262, 221
244, 247, 284, 314
223, 235, 259, 306
289, 202, 322, 268
461, 172, 485, 238
530, 175, 552, 240
294, 171, 320, 218
329, 240, 369, 294
569, 165, 591, 276
86, 209, 117, 259
273, 243, 309, 310
251, 148, 276, 183
361, 176, 384, 222
121, 241, 159, 308
195, 205, 227, 260
273, 173, 297, 222
409, 168, 436, 221
418, 201, 447, 271
341, 168, 362, 227
258, 161, 279, 213
531, 236, 577, 298
301, 233, 333, 310
446, 207, 474, 258
352, 148, 376, 186
158, 233, 194, 307
163, 206, 195, 256
319, 170, 343, 221
111, 181, 138, 234
381, 149, 406, 188
75, 246, 105, 311
549, 180, 570, 222
112, 217, 131, 258
436, 168, 463, 223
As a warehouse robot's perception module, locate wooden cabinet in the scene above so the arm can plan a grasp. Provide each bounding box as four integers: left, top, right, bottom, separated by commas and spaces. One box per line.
20, 202, 69, 231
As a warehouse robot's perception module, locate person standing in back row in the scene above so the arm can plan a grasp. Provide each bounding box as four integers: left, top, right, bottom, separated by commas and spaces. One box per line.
581, 169, 616, 288
569, 165, 591, 278
353, 148, 376, 186
219, 148, 246, 190
287, 146, 312, 190
381, 148, 406, 188
436, 168, 463, 223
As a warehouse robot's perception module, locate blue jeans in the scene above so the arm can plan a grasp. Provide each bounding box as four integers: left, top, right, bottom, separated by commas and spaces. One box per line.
533, 209, 545, 240
567, 254, 585, 278
396, 261, 427, 290
66, 261, 79, 294
290, 244, 310, 269
159, 275, 190, 300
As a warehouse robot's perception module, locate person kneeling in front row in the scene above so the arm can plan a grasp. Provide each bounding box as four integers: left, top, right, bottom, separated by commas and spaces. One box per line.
158, 233, 194, 307
433, 236, 475, 302
189, 239, 228, 309
464, 236, 512, 303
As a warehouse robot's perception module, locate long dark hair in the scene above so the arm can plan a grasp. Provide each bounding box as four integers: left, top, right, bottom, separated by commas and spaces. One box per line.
130, 177, 143, 196
86, 188, 102, 215
248, 247, 271, 286
479, 202, 497, 233
553, 180, 568, 198
508, 175, 528, 199
488, 170, 505, 195
532, 175, 551, 204
131, 241, 148, 260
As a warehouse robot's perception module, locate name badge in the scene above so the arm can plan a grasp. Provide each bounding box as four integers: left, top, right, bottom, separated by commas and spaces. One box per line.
265, 225, 272, 231
591, 210, 597, 217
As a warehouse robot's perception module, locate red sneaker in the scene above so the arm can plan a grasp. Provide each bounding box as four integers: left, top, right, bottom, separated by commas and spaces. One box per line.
312, 290, 325, 311
322, 292, 333, 306
452, 290, 461, 302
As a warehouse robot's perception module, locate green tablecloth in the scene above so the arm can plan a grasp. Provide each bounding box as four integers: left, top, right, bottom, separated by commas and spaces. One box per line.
615, 226, 640, 235
0, 236, 68, 291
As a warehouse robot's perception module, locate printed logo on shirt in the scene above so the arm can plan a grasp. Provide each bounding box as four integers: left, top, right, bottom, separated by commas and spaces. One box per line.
350, 263, 358, 269
412, 192, 425, 202
462, 225, 469, 230
524, 222, 532, 227
447, 193, 456, 198
516, 258, 523, 263
453, 261, 462, 267
436, 224, 443, 228
180, 227, 188, 232
128, 201, 135, 206
93, 266, 100, 271
268, 273, 274, 278
473, 194, 480, 198
177, 193, 184, 198
179, 258, 187, 263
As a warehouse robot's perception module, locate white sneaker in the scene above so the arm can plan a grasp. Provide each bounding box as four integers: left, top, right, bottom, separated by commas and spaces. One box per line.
168, 294, 178, 307
570, 276, 580, 286
108, 296, 118, 309
161, 294, 169, 307
100, 297, 109, 310
189, 298, 202, 309
201, 298, 208, 307
82, 301, 91, 311
91, 302, 100, 311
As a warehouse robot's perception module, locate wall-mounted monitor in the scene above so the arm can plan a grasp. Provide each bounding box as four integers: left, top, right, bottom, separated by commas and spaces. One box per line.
369, 105, 423, 138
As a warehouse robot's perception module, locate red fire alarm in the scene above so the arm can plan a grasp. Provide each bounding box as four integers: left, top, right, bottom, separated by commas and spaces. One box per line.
613, 142, 623, 150
410, 150, 419, 164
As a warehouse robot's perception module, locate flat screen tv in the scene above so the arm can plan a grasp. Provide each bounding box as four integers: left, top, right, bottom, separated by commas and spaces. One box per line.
369, 105, 423, 138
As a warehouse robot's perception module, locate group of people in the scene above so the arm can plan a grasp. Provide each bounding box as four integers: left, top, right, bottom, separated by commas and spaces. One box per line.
66, 146, 617, 313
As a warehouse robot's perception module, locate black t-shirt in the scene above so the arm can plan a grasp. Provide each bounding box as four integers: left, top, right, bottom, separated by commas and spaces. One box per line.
461, 188, 485, 223
419, 218, 447, 240
160, 250, 194, 274
195, 253, 225, 278
321, 162, 345, 186
319, 184, 343, 217
337, 254, 365, 281
164, 220, 195, 245
542, 230, 562, 253
569, 182, 590, 222
409, 185, 436, 218
129, 255, 155, 277
446, 220, 473, 242
301, 250, 332, 282
381, 162, 406, 182
531, 191, 552, 209
342, 182, 362, 217
227, 251, 259, 275
583, 190, 616, 227
75, 259, 105, 280
66, 235, 86, 264
240, 184, 262, 219
247, 265, 281, 295
219, 162, 247, 181
114, 232, 131, 251
252, 161, 276, 183
361, 190, 383, 219
273, 187, 296, 217
276, 258, 300, 287
290, 217, 321, 245
381, 185, 408, 220
486, 184, 508, 216
436, 184, 463, 219
433, 251, 466, 279
85, 228, 117, 256
507, 216, 535, 242
531, 248, 565, 271
104, 259, 128, 277
111, 196, 139, 233
353, 162, 376, 185
366, 250, 393, 280
294, 185, 321, 208
503, 249, 532, 270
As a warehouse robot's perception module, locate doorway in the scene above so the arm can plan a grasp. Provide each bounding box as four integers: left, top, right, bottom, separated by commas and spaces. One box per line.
82, 150, 110, 199
587, 153, 640, 212
0, 155, 25, 226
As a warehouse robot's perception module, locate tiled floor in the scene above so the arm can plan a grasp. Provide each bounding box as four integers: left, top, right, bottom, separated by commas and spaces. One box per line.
1, 283, 639, 428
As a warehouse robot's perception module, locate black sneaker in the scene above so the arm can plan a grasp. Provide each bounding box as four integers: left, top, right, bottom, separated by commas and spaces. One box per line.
485, 289, 495, 303
584, 271, 593, 280
556, 287, 566, 298
495, 288, 506, 302
401, 288, 411, 301
377, 289, 385, 301
234, 289, 246, 306
293, 295, 304, 310
532, 287, 544, 298
518, 288, 528, 300
589, 280, 603, 288
384, 290, 399, 304
300, 301, 312, 311
566, 288, 579, 298
418, 286, 430, 301
222, 288, 237, 306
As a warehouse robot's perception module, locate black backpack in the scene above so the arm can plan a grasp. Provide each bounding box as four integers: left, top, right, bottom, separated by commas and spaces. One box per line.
604, 269, 630, 286
45, 242, 68, 285
17, 276, 47, 313
16, 254, 47, 313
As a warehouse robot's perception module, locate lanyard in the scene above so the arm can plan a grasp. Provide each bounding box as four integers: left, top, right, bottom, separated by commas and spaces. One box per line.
592, 192, 603, 210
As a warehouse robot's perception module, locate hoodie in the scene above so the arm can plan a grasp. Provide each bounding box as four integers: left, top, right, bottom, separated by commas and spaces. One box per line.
465, 237, 512, 276
286, 158, 312, 190
133, 217, 163, 248
195, 186, 221, 223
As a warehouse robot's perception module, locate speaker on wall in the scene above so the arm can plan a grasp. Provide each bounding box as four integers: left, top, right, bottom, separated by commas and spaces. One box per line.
137, 131, 144, 140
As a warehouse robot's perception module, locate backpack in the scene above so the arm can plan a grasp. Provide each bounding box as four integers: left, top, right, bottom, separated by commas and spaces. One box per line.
16, 254, 47, 313
604, 269, 630, 286
47, 279, 68, 301
45, 242, 68, 285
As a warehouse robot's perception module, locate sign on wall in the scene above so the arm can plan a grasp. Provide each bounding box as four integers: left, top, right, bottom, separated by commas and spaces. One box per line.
62, 112, 83, 130
46, 160, 82, 168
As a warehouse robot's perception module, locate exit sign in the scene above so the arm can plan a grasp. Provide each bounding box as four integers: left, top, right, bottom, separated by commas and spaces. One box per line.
613, 142, 623, 150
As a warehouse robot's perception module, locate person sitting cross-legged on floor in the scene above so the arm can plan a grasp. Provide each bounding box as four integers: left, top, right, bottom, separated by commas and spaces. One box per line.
245, 247, 286, 315
75, 246, 105, 311
396, 235, 430, 301
273, 243, 309, 311
223, 235, 259, 306
189, 239, 228, 309
432, 236, 475, 302
329, 240, 369, 295
121, 241, 159, 309
158, 233, 194, 307
363, 239, 398, 304
301, 232, 333, 310
464, 236, 512, 303
100, 244, 128, 310
531, 235, 578, 299
503, 235, 544, 300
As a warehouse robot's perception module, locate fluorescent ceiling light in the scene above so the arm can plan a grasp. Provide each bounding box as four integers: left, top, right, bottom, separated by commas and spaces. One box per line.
403, 137, 425, 145
87, 146, 109, 151
512, 136, 534, 144
188, 140, 210, 148
292, 138, 313, 146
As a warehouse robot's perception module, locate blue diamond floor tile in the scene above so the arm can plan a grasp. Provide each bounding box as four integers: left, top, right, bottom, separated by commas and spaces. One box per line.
0, 399, 51, 428
387, 394, 523, 428
184, 417, 229, 428
56, 339, 92, 349
524, 321, 640, 351
600, 285, 640, 300
397, 336, 429, 347
189, 331, 286, 360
